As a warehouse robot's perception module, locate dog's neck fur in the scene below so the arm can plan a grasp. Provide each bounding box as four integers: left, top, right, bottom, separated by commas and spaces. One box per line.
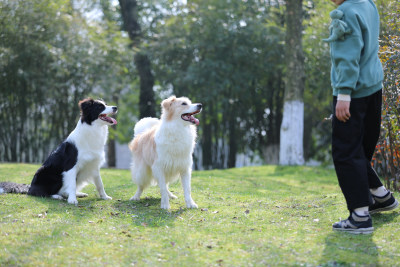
160, 120, 196, 136
67, 119, 109, 152
157, 120, 197, 154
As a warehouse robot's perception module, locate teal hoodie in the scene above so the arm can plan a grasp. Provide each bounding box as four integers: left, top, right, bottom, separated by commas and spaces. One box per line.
329, 0, 383, 98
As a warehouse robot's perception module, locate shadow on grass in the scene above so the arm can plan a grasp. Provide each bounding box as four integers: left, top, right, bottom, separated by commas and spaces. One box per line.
113, 197, 189, 228
19, 184, 188, 229
27, 194, 112, 221
318, 212, 399, 266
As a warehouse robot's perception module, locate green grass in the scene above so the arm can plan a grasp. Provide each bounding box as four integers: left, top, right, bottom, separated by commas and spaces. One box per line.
1, 163, 399, 266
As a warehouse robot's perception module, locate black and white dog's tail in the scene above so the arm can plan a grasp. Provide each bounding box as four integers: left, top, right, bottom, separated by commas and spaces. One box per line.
0, 182, 30, 194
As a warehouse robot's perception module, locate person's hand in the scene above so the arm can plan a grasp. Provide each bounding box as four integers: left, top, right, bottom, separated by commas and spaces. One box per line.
335, 100, 351, 122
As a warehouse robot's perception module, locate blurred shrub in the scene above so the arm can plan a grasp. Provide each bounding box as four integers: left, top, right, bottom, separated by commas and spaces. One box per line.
373, 1, 400, 191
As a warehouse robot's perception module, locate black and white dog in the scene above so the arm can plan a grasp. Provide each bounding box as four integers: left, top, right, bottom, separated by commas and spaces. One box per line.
0, 98, 117, 205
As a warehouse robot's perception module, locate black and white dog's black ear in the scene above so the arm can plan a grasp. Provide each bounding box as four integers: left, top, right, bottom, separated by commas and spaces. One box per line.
79, 98, 95, 111
79, 98, 96, 125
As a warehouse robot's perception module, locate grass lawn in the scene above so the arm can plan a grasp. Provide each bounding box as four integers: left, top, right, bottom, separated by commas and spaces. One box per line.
1, 163, 399, 266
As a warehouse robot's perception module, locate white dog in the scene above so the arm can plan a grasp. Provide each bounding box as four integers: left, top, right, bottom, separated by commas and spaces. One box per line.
128, 96, 202, 209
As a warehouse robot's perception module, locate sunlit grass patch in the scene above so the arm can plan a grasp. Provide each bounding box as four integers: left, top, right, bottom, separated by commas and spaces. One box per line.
1, 163, 399, 266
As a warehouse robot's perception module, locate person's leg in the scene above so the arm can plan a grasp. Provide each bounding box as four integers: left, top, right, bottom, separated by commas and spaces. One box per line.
362, 90, 399, 214
362, 90, 384, 189
332, 96, 372, 211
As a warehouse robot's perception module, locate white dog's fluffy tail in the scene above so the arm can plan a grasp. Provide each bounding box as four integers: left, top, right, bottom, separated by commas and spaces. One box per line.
133, 117, 160, 137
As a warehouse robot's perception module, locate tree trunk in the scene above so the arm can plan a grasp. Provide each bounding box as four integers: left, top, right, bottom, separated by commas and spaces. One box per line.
118, 0, 141, 42
119, 0, 156, 119
279, 0, 305, 165
228, 115, 237, 168
107, 137, 116, 168
263, 144, 280, 164
107, 95, 119, 168
202, 107, 213, 170
135, 53, 156, 118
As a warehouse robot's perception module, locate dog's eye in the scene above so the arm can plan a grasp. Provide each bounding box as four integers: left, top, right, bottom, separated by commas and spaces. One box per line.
182, 102, 188, 106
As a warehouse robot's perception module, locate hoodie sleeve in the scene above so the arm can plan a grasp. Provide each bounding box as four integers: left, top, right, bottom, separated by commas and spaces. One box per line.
330, 10, 364, 95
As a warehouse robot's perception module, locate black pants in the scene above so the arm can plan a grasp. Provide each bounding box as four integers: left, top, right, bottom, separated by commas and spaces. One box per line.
332, 89, 383, 211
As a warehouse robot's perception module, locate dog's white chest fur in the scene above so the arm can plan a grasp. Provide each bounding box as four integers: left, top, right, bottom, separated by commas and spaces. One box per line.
69, 121, 108, 168
155, 123, 196, 173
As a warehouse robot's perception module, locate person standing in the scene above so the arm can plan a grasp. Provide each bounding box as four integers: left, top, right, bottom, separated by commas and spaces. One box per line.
326, 0, 398, 234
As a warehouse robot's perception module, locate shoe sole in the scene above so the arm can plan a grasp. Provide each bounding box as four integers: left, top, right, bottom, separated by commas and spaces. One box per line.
370, 199, 399, 215
332, 227, 374, 235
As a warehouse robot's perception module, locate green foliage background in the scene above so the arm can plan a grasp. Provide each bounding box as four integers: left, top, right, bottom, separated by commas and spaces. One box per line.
0, 0, 135, 162
373, 0, 400, 191
0, 0, 398, 173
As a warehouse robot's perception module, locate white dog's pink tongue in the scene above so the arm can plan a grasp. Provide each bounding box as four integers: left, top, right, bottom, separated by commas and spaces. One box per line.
194, 117, 199, 125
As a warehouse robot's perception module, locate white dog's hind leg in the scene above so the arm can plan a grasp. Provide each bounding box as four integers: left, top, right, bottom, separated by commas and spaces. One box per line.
181, 170, 198, 209
130, 165, 151, 201
167, 184, 178, 199
130, 186, 143, 201
93, 171, 112, 200
76, 192, 88, 198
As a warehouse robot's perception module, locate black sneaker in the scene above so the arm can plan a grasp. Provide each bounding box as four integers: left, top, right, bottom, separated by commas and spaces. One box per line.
369, 191, 399, 214
332, 212, 374, 234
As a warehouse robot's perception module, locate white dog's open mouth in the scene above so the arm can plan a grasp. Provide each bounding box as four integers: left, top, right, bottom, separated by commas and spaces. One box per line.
181, 110, 201, 125
99, 113, 117, 125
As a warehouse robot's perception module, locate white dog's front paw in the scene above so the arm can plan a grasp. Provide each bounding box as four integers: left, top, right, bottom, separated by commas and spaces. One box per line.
130, 195, 140, 201
67, 197, 78, 205
101, 195, 112, 200
161, 204, 171, 210
186, 201, 198, 209
160, 200, 171, 210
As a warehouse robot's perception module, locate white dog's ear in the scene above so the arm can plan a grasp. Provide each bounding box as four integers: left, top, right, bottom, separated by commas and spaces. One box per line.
161, 96, 176, 110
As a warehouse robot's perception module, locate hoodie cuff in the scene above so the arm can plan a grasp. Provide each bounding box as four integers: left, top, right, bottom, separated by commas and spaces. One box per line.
337, 88, 352, 95
338, 94, 351, 101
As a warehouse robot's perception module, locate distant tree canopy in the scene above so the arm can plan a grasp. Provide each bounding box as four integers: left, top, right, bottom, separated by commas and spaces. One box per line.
149, 0, 286, 168
1, 0, 398, 172
0, 0, 134, 162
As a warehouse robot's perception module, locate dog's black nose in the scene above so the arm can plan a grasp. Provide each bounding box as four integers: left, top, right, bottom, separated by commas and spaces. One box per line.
112, 106, 118, 112
197, 104, 202, 109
